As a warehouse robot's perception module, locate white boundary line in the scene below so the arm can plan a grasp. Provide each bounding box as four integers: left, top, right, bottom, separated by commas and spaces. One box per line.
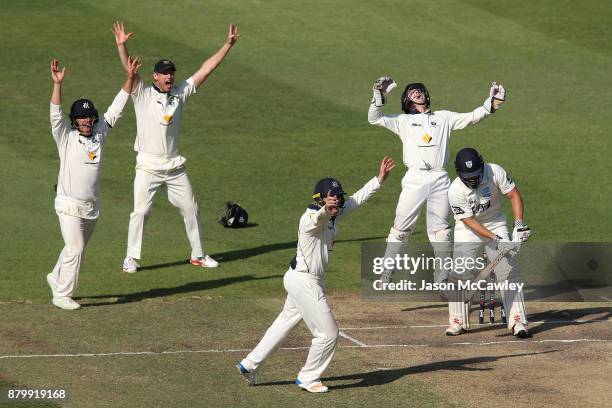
339, 330, 367, 347
600, 296, 612, 302
0, 338, 609, 360
339, 319, 612, 330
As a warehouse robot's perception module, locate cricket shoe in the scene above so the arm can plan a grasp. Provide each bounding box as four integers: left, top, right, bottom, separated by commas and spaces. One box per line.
190, 255, 219, 268
512, 322, 529, 338
445, 318, 466, 336
122, 256, 140, 273
236, 363, 256, 386
52, 297, 81, 310
46, 273, 58, 298
295, 379, 329, 393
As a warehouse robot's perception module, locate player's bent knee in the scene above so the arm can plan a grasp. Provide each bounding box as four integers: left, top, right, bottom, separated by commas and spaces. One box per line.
389, 227, 411, 242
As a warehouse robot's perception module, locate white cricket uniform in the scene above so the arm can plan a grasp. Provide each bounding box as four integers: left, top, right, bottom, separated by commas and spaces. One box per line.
49, 90, 129, 297
126, 78, 205, 260
240, 177, 381, 384
447, 163, 527, 330
368, 102, 491, 282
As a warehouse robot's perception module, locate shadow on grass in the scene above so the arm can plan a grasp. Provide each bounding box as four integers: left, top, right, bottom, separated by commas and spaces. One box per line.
75, 274, 282, 306
256, 350, 558, 389
137, 235, 386, 271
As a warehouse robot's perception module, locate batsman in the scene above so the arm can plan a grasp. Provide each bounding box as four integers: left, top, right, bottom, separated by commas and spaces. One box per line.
446, 148, 530, 338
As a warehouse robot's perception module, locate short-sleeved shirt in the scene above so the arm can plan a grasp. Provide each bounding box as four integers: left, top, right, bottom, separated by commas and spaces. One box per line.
50, 90, 129, 203
448, 163, 515, 228
131, 78, 197, 157
368, 106, 489, 171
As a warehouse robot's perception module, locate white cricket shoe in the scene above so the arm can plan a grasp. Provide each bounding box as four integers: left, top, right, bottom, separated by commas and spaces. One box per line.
236, 363, 256, 385
46, 273, 58, 298
52, 297, 81, 310
513, 322, 529, 338
296, 379, 329, 393
445, 317, 466, 336
190, 255, 219, 268
123, 256, 140, 273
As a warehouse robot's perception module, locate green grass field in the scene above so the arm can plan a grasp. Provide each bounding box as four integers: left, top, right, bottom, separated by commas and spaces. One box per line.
1, 1, 611, 407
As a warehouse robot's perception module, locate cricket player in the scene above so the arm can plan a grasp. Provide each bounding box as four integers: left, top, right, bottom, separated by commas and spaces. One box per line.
236, 157, 396, 393
368, 79, 505, 284
446, 147, 530, 337
47, 57, 141, 310
111, 21, 239, 273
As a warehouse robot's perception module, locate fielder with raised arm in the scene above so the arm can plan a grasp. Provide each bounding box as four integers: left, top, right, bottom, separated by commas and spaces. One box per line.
236, 157, 395, 393
47, 57, 140, 310
446, 147, 530, 338
111, 21, 239, 273
368, 78, 505, 284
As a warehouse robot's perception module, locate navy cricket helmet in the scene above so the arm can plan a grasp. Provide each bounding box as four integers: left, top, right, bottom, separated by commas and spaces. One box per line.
312, 178, 346, 207
69, 98, 99, 128
401, 82, 431, 113
455, 148, 484, 189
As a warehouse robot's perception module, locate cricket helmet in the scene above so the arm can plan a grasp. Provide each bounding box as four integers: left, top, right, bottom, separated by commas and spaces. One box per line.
218, 202, 248, 228
312, 178, 346, 208
401, 82, 431, 113
69, 98, 99, 128
455, 148, 484, 189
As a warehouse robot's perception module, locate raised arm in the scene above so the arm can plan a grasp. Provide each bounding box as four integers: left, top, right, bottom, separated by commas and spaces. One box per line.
103, 56, 142, 129
368, 77, 402, 135
49, 59, 69, 144
50, 59, 65, 105
449, 82, 506, 130
112, 21, 137, 80
190, 24, 239, 89
339, 157, 395, 219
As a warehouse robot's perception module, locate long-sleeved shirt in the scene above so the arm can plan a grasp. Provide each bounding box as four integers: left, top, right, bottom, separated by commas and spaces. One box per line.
368, 103, 490, 171
291, 177, 381, 278
50, 89, 129, 215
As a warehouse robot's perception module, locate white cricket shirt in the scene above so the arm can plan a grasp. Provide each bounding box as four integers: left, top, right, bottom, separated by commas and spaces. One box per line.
131, 77, 197, 157
448, 163, 516, 229
50, 89, 129, 205
368, 105, 489, 171
292, 177, 381, 278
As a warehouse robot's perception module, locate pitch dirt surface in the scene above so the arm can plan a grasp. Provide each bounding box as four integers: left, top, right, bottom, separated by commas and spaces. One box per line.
1, 296, 610, 408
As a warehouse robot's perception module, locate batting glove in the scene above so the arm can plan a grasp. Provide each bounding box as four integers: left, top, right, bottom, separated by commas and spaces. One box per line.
372, 76, 397, 107
512, 220, 531, 243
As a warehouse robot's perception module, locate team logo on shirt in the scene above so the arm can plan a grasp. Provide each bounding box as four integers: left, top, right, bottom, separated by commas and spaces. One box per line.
162, 114, 173, 125
422, 133, 432, 143
88, 151, 97, 161
451, 206, 465, 215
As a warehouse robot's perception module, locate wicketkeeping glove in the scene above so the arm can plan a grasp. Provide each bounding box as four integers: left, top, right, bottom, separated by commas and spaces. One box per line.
485, 81, 506, 113
372, 76, 397, 107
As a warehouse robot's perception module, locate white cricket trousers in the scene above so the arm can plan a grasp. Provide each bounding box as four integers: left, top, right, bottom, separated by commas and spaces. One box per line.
392, 169, 451, 236
241, 270, 339, 384
127, 168, 204, 260
50, 214, 96, 298
383, 169, 452, 283
449, 224, 527, 330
